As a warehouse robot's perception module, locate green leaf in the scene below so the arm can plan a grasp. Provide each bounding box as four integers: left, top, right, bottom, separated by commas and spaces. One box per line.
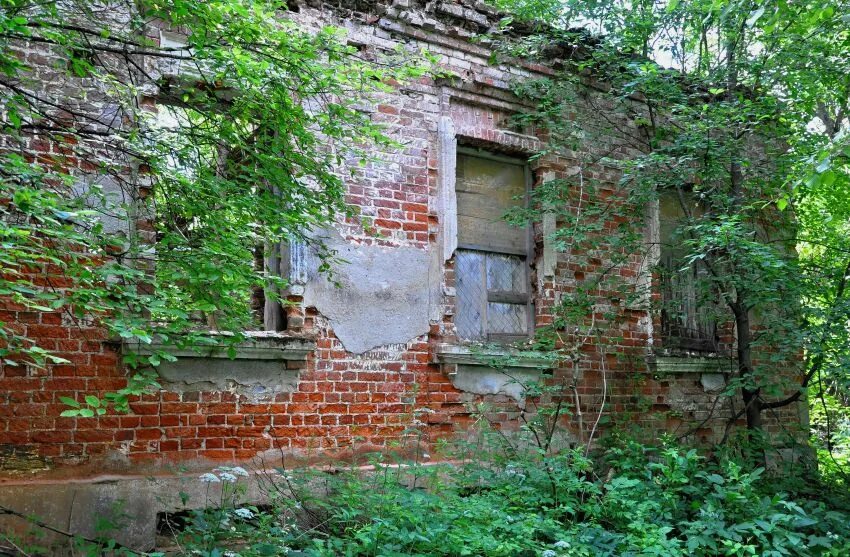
60, 396, 81, 408
252, 543, 279, 556
805, 173, 821, 188
85, 395, 101, 408
821, 170, 836, 186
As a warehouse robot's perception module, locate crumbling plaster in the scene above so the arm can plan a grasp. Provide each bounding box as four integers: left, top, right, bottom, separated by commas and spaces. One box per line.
450, 365, 541, 405
433, 344, 553, 404
301, 228, 442, 354
125, 335, 314, 400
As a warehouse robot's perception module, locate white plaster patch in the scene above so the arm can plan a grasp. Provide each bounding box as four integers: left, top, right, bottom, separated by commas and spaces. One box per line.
450, 365, 541, 406
700, 373, 726, 393
302, 228, 441, 354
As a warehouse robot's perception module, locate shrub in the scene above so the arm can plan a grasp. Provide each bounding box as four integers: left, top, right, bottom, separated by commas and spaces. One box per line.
158, 437, 850, 557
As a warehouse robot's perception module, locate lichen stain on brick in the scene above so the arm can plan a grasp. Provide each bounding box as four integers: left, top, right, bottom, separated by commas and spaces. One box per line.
0, 444, 50, 474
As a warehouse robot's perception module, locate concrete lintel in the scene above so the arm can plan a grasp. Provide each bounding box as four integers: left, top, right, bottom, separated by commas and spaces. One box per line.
433, 343, 554, 369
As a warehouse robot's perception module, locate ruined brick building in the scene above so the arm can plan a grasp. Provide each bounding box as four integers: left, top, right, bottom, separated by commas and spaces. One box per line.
0, 0, 807, 548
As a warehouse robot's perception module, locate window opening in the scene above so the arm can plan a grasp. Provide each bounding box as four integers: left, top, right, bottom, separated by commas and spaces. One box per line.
149, 104, 286, 332
658, 189, 718, 351
454, 149, 532, 342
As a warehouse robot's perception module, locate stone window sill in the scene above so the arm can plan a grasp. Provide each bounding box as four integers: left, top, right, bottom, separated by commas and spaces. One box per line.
433, 343, 554, 370
433, 343, 553, 405
122, 332, 316, 399
648, 354, 735, 375
123, 331, 315, 361
647, 354, 736, 394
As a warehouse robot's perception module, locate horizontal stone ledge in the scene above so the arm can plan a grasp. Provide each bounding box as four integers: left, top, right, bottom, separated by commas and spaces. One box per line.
648, 355, 736, 375
433, 343, 555, 369
122, 332, 316, 362
122, 333, 317, 397
0, 459, 466, 551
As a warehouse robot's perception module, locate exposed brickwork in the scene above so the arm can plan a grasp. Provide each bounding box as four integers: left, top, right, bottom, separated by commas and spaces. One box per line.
0, 0, 806, 479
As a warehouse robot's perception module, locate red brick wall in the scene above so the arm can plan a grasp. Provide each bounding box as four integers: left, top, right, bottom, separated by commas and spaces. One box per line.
0, 0, 806, 478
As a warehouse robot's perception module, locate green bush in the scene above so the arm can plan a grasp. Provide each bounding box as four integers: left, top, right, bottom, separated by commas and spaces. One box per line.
156, 437, 850, 557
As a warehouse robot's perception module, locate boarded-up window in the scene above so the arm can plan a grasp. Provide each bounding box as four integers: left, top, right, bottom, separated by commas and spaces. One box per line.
455, 150, 531, 342
659, 191, 718, 351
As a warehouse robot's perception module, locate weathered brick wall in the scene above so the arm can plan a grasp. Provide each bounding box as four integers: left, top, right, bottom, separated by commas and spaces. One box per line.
0, 0, 807, 482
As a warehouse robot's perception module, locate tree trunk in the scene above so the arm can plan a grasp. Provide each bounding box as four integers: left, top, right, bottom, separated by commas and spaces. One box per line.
734, 304, 762, 430
725, 21, 763, 433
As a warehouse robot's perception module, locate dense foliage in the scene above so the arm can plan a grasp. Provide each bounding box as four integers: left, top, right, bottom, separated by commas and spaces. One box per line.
43, 434, 850, 556
487, 0, 850, 467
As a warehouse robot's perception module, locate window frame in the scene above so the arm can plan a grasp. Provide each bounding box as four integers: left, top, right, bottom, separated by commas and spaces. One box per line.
454, 146, 535, 343
656, 187, 719, 352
